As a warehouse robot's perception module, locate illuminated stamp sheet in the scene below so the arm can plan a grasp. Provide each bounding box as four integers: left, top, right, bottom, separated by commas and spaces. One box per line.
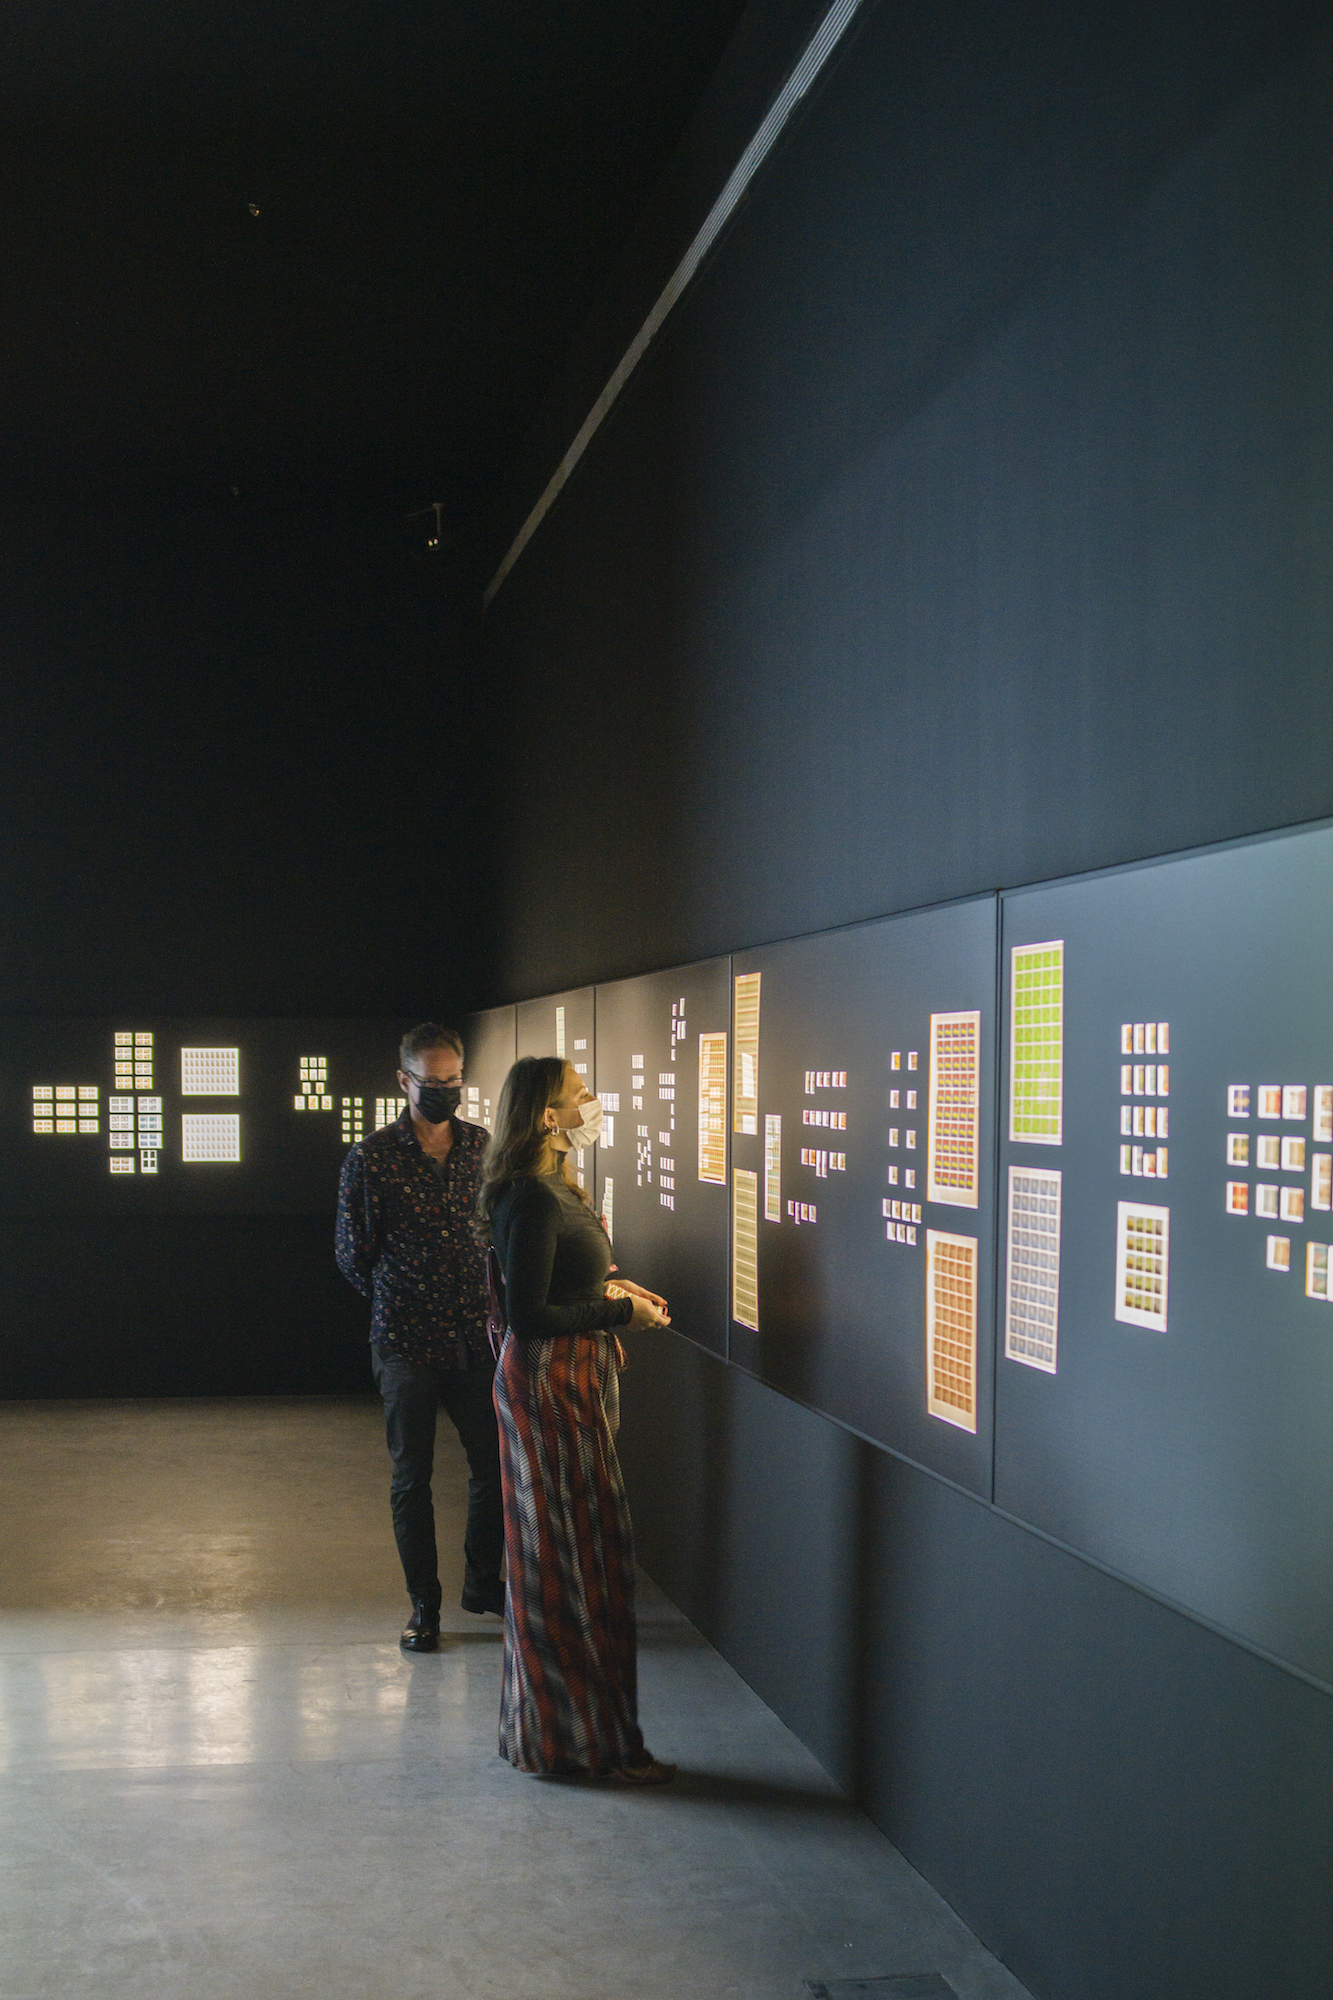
182, 1113, 242, 1163
181, 1047, 240, 1096
592, 958, 731, 1358
926, 1230, 978, 1433
1006, 1166, 1062, 1373
997, 821, 1333, 1690
728, 897, 997, 1494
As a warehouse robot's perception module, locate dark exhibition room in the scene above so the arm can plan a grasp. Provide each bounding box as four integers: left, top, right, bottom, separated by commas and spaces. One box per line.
2, 2, 1331, 1995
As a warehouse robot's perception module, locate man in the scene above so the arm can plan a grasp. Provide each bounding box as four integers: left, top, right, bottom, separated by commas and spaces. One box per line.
336, 1023, 503, 1651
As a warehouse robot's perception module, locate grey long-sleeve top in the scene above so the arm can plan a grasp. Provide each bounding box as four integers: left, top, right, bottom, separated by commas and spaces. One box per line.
490, 1171, 634, 1342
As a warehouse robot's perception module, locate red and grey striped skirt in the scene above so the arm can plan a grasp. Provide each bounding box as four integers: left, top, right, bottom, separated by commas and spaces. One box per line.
493, 1329, 646, 1774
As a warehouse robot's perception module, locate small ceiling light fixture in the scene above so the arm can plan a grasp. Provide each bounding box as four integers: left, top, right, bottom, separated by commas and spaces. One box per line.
407, 501, 447, 550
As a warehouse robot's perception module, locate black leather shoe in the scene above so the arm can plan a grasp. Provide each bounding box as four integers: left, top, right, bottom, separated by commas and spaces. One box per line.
400, 1601, 441, 1651
461, 1578, 506, 1616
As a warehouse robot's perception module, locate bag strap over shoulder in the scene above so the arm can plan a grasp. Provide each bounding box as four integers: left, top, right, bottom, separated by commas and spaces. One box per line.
485, 1245, 506, 1363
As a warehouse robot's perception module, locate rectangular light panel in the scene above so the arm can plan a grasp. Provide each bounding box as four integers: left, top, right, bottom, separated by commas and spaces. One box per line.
733, 974, 761, 1136
1010, 940, 1063, 1143
180, 1047, 240, 1096
764, 1114, 781, 1222
928, 1009, 981, 1206
732, 1168, 759, 1330
697, 1031, 727, 1183
181, 1113, 241, 1163
926, 1230, 978, 1432
1115, 1199, 1169, 1331
1005, 1166, 1061, 1373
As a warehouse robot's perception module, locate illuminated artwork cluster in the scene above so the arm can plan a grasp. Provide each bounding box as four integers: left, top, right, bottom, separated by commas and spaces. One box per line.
15, 1019, 409, 1208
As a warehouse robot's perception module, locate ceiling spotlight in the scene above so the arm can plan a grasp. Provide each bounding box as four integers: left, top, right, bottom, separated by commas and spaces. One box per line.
407, 501, 447, 550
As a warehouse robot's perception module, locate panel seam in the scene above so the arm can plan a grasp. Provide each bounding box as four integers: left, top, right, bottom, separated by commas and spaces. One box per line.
482, 0, 871, 611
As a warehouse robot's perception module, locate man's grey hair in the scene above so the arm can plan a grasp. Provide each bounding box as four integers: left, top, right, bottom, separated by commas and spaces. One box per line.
399, 1023, 464, 1071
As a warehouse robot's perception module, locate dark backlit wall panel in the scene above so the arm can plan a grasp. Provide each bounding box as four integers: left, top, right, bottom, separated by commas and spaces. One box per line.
727, 900, 996, 1491
516, 988, 595, 1073
996, 824, 1333, 1689
515, 987, 596, 1194
593, 959, 730, 1359
481, 2, 1333, 1995
459, 1006, 517, 1134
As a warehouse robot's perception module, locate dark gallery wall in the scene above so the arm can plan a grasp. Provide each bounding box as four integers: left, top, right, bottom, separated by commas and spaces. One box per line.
0, 1218, 371, 1400
481, 4, 1333, 1998
0, 505, 496, 1019
485, 0, 1333, 996
0, 505, 493, 1396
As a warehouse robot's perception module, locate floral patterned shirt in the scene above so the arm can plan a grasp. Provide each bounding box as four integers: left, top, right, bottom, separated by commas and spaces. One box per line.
335, 1110, 491, 1368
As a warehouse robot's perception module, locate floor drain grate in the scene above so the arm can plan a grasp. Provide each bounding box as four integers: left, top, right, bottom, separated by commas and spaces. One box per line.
805, 1980, 957, 2000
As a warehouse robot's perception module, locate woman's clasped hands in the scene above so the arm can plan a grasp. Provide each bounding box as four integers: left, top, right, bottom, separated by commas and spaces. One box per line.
607, 1278, 670, 1329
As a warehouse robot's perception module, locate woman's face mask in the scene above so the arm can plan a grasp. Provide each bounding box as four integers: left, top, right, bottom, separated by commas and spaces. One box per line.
561, 1095, 603, 1152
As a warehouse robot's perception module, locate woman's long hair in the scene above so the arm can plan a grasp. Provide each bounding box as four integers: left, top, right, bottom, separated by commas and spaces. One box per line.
476, 1055, 591, 1237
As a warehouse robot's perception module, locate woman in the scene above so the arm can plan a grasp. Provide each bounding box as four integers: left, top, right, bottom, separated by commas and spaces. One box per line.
478, 1054, 675, 1784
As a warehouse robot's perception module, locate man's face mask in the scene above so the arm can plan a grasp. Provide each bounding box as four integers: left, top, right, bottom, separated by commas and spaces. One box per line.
414, 1080, 461, 1124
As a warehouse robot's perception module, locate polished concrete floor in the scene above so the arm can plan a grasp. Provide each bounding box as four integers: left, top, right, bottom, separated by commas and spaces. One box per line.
0, 1398, 1033, 2000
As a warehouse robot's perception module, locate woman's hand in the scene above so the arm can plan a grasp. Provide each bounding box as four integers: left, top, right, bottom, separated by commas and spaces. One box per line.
616, 1279, 669, 1313
626, 1293, 670, 1330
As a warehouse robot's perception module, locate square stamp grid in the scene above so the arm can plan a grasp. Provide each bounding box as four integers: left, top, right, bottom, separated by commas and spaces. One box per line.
180, 1047, 240, 1095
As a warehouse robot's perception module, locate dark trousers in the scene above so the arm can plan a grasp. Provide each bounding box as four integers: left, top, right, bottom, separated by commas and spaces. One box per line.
370, 1344, 504, 1614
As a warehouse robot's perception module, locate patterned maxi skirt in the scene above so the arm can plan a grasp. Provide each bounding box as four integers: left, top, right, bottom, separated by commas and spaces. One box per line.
493, 1328, 646, 1774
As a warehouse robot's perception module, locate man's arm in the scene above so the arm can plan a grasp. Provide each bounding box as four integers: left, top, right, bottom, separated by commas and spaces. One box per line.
335, 1146, 378, 1297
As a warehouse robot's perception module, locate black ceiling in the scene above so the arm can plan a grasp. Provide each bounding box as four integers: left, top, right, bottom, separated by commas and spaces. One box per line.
0, 0, 749, 524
